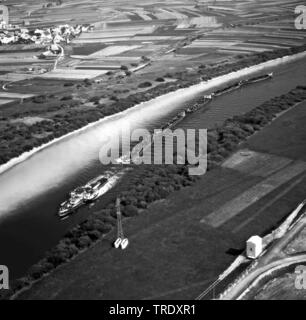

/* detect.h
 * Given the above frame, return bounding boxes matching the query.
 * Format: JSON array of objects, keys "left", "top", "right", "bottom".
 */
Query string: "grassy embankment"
[
  {"left": 2, "top": 84, "right": 306, "bottom": 300},
  {"left": 0, "top": 45, "right": 305, "bottom": 165}
]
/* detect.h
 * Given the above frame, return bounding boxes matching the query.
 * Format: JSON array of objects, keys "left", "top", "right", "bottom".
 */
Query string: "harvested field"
[
  {"left": 39, "top": 69, "right": 109, "bottom": 80},
  {"left": 203, "top": 160, "right": 306, "bottom": 228},
  {"left": 88, "top": 45, "right": 142, "bottom": 57},
  {"left": 8, "top": 0, "right": 303, "bottom": 82}
]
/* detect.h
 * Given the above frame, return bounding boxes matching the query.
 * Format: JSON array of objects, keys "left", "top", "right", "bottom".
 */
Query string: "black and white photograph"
[{"left": 0, "top": 0, "right": 306, "bottom": 306}]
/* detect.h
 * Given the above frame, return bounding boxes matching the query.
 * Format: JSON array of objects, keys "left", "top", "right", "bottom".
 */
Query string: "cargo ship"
[
  {"left": 186, "top": 94, "right": 213, "bottom": 113},
  {"left": 244, "top": 72, "right": 273, "bottom": 85},
  {"left": 213, "top": 80, "right": 244, "bottom": 97},
  {"left": 162, "top": 110, "right": 186, "bottom": 130},
  {"left": 58, "top": 172, "right": 122, "bottom": 220},
  {"left": 116, "top": 110, "right": 186, "bottom": 165},
  {"left": 115, "top": 72, "right": 272, "bottom": 165}
]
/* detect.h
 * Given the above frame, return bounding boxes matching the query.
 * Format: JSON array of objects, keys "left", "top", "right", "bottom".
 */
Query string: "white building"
[{"left": 246, "top": 235, "right": 263, "bottom": 259}]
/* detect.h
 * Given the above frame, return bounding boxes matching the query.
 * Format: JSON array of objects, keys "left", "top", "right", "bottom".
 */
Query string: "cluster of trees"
[
  {"left": 0, "top": 120, "right": 55, "bottom": 163},
  {"left": 0, "top": 107, "right": 106, "bottom": 165},
  {"left": 138, "top": 81, "right": 152, "bottom": 88},
  {"left": 155, "top": 77, "right": 165, "bottom": 82}
]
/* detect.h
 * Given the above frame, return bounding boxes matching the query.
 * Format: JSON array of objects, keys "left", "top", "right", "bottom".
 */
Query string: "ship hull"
[{"left": 57, "top": 172, "right": 124, "bottom": 220}]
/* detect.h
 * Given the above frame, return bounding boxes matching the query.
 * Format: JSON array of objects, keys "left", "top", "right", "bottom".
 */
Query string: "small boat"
[
  {"left": 186, "top": 94, "right": 213, "bottom": 114},
  {"left": 115, "top": 154, "right": 130, "bottom": 164},
  {"left": 115, "top": 134, "right": 152, "bottom": 165}
]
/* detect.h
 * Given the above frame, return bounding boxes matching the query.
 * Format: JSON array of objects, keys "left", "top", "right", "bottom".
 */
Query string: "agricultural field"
[
  {"left": 55, "top": 0, "right": 306, "bottom": 81},
  {"left": 0, "top": 0, "right": 304, "bottom": 112},
  {"left": 1, "top": 0, "right": 305, "bottom": 85}
]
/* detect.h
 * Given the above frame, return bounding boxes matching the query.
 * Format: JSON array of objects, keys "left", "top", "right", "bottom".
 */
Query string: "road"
[{"left": 220, "top": 214, "right": 306, "bottom": 300}]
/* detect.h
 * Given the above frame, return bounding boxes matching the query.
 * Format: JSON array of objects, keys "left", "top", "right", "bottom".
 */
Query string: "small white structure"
[{"left": 246, "top": 235, "right": 263, "bottom": 259}]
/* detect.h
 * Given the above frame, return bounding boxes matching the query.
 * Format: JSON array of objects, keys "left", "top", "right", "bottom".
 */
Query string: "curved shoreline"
[{"left": 1, "top": 50, "right": 306, "bottom": 176}]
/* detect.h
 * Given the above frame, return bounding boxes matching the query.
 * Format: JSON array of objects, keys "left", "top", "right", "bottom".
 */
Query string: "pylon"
[{"left": 113, "top": 198, "right": 129, "bottom": 250}]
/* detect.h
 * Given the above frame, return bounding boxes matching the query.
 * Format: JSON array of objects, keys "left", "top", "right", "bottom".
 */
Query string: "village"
[{"left": 0, "top": 22, "right": 91, "bottom": 46}]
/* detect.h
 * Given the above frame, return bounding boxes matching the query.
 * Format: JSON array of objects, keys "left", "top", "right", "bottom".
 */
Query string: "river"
[{"left": 1, "top": 55, "right": 306, "bottom": 279}]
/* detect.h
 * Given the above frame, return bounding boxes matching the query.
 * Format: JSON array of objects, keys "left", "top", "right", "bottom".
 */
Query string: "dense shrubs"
[
  {"left": 83, "top": 78, "right": 92, "bottom": 86},
  {"left": 138, "top": 81, "right": 152, "bottom": 88},
  {"left": 155, "top": 77, "right": 165, "bottom": 82},
  {"left": 64, "top": 82, "right": 74, "bottom": 87},
  {"left": 77, "top": 236, "right": 92, "bottom": 249},
  {"left": 122, "top": 205, "right": 138, "bottom": 217},
  {"left": 61, "top": 95, "right": 73, "bottom": 101},
  {"left": 32, "top": 95, "right": 48, "bottom": 103},
  {"left": 89, "top": 96, "right": 101, "bottom": 103}
]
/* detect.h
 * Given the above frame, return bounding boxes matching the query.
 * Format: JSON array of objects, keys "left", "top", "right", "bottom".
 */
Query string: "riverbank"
[
  {"left": 2, "top": 85, "right": 306, "bottom": 300},
  {"left": 1, "top": 46, "right": 306, "bottom": 174}
]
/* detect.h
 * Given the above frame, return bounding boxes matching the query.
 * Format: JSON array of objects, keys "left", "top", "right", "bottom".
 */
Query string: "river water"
[{"left": 1, "top": 56, "right": 306, "bottom": 279}]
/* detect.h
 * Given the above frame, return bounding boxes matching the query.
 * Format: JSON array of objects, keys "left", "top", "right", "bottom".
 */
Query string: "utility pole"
[{"left": 113, "top": 198, "right": 129, "bottom": 250}]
